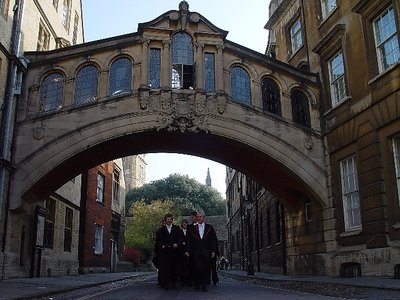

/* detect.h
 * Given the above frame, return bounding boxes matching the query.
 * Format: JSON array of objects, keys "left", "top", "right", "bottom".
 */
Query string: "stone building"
[
  {"left": 122, "top": 155, "right": 147, "bottom": 190},
  {"left": 227, "top": 0, "right": 400, "bottom": 277}
]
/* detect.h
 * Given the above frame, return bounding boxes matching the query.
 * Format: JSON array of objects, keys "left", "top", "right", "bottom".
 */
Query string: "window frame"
[
  {"left": 40, "top": 72, "right": 64, "bottom": 112},
  {"left": 204, "top": 52, "right": 215, "bottom": 92},
  {"left": 94, "top": 224, "right": 104, "bottom": 255},
  {"left": 340, "top": 155, "right": 362, "bottom": 231},
  {"left": 171, "top": 32, "right": 195, "bottom": 89},
  {"left": 109, "top": 57, "right": 132, "bottom": 95},
  {"left": 261, "top": 77, "right": 282, "bottom": 116},
  {"left": 61, "top": 0, "right": 72, "bottom": 32},
  {"left": 44, "top": 198, "right": 56, "bottom": 249},
  {"left": 74, "top": 64, "right": 99, "bottom": 105},
  {"left": 328, "top": 50, "right": 347, "bottom": 106},
  {"left": 290, "top": 89, "right": 311, "bottom": 128},
  {"left": 372, "top": 6, "right": 400, "bottom": 73},
  {"left": 64, "top": 207, "right": 73, "bottom": 252},
  {"left": 290, "top": 18, "right": 303, "bottom": 54},
  {"left": 392, "top": 136, "right": 400, "bottom": 205},
  {"left": 230, "top": 66, "right": 251, "bottom": 105},
  {"left": 321, "top": 0, "right": 337, "bottom": 20},
  {"left": 112, "top": 166, "right": 120, "bottom": 204},
  {"left": 149, "top": 48, "right": 161, "bottom": 88},
  {"left": 37, "top": 21, "right": 50, "bottom": 51},
  {"left": 96, "top": 173, "right": 105, "bottom": 204}
]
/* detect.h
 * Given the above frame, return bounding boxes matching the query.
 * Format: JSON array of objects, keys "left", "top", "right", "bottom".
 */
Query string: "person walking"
[
  {"left": 155, "top": 213, "right": 181, "bottom": 290},
  {"left": 186, "top": 211, "right": 217, "bottom": 292}
]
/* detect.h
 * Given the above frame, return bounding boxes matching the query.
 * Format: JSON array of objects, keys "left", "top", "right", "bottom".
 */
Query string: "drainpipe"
[
  {"left": 300, "top": 0, "right": 310, "bottom": 68},
  {"left": 0, "top": 0, "right": 25, "bottom": 274}
]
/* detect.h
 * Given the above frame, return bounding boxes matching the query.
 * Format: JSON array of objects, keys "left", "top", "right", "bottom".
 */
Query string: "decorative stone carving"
[
  {"left": 33, "top": 127, "right": 45, "bottom": 140},
  {"left": 304, "top": 135, "right": 313, "bottom": 150},
  {"left": 216, "top": 93, "right": 227, "bottom": 114},
  {"left": 189, "top": 13, "right": 200, "bottom": 23},
  {"left": 139, "top": 89, "right": 150, "bottom": 110},
  {"left": 169, "top": 11, "right": 179, "bottom": 21}
]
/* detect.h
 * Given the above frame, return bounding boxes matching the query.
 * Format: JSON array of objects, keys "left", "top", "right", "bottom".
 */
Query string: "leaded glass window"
[
  {"left": 340, "top": 156, "right": 361, "bottom": 231},
  {"left": 149, "top": 48, "right": 161, "bottom": 88},
  {"left": 291, "top": 89, "right": 311, "bottom": 128},
  {"left": 261, "top": 77, "right": 281, "bottom": 115},
  {"left": 204, "top": 52, "right": 215, "bottom": 92},
  {"left": 40, "top": 72, "right": 64, "bottom": 112},
  {"left": 373, "top": 6, "right": 400, "bottom": 72},
  {"left": 231, "top": 66, "right": 251, "bottom": 105},
  {"left": 74, "top": 65, "right": 98, "bottom": 105},
  {"left": 393, "top": 136, "right": 400, "bottom": 205},
  {"left": 109, "top": 57, "right": 132, "bottom": 95},
  {"left": 172, "top": 32, "right": 195, "bottom": 89},
  {"left": 329, "top": 51, "right": 346, "bottom": 105}
]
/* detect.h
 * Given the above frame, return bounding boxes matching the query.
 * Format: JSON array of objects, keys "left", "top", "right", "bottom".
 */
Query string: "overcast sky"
[{"left": 82, "top": 0, "right": 270, "bottom": 197}]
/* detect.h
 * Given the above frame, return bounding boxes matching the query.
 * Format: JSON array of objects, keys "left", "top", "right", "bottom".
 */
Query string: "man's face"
[
  {"left": 196, "top": 214, "right": 205, "bottom": 224},
  {"left": 190, "top": 215, "right": 196, "bottom": 222},
  {"left": 165, "top": 217, "right": 173, "bottom": 225},
  {"left": 181, "top": 222, "right": 188, "bottom": 229}
]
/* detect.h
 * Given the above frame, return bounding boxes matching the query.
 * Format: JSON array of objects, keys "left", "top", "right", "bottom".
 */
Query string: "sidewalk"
[
  {"left": 0, "top": 270, "right": 399, "bottom": 299},
  {"left": 220, "top": 269, "right": 400, "bottom": 291},
  {"left": 0, "top": 272, "right": 151, "bottom": 300}
]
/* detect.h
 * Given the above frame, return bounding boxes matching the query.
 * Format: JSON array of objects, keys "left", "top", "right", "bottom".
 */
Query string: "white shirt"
[
  {"left": 182, "top": 228, "right": 187, "bottom": 236},
  {"left": 166, "top": 225, "right": 172, "bottom": 234},
  {"left": 198, "top": 223, "right": 205, "bottom": 239}
]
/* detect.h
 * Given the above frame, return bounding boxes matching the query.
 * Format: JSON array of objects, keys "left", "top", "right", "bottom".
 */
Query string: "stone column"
[
  {"left": 195, "top": 42, "right": 204, "bottom": 91},
  {"left": 281, "top": 91, "right": 292, "bottom": 122},
  {"left": 161, "top": 40, "right": 171, "bottom": 89},
  {"left": 98, "top": 69, "right": 109, "bottom": 98},
  {"left": 63, "top": 77, "right": 75, "bottom": 106},
  {"left": 141, "top": 39, "right": 150, "bottom": 88},
  {"left": 216, "top": 43, "right": 224, "bottom": 93}
]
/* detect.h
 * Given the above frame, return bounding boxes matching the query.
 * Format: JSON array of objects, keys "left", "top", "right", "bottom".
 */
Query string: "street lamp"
[{"left": 244, "top": 197, "right": 254, "bottom": 275}]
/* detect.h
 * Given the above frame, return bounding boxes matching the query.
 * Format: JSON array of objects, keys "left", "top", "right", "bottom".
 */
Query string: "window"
[
  {"left": 72, "top": 12, "right": 79, "bottom": 45},
  {"left": 266, "top": 208, "right": 271, "bottom": 246},
  {"left": 64, "top": 207, "right": 73, "bottom": 252},
  {"left": 373, "top": 6, "right": 400, "bottom": 72},
  {"left": 172, "top": 32, "right": 195, "bottom": 89},
  {"left": 96, "top": 173, "right": 105, "bottom": 203},
  {"left": 261, "top": 77, "right": 281, "bottom": 115},
  {"left": 204, "top": 52, "right": 215, "bottom": 92},
  {"left": 393, "top": 136, "right": 400, "bottom": 204},
  {"left": 291, "top": 89, "right": 311, "bottom": 128},
  {"left": 109, "top": 57, "right": 132, "bottom": 95},
  {"left": 74, "top": 65, "right": 98, "bottom": 105},
  {"left": 290, "top": 18, "right": 303, "bottom": 53},
  {"left": 305, "top": 202, "right": 312, "bottom": 222},
  {"left": 321, "top": 0, "right": 337, "bottom": 19},
  {"left": 1, "top": 0, "right": 10, "bottom": 19},
  {"left": 37, "top": 22, "right": 50, "bottom": 51},
  {"left": 340, "top": 156, "right": 362, "bottom": 231},
  {"left": 231, "top": 66, "right": 251, "bottom": 105},
  {"left": 112, "top": 167, "right": 120, "bottom": 204},
  {"left": 149, "top": 48, "right": 161, "bottom": 88},
  {"left": 61, "top": 0, "right": 71, "bottom": 32},
  {"left": 276, "top": 202, "right": 282, "bottom": 244},
  {"left": 44, "top": 198, "right": 56, "bottom": 249},
  {"left": 329, "top": 51, "right": 346, "bottom": 105},
  {"left": 53, "top": 0, "right": 59, "bottom": 10},
  {"left": 40, "top": 72, "right": 64, "bottom": 112},
  {"left": 95, "top": 224, "right": 104, "bottom": 255}
]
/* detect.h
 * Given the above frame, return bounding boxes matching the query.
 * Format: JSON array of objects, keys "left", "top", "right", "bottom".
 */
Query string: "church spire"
[{"left": 206, "top": 168, "right": 212, "bottom": 187}]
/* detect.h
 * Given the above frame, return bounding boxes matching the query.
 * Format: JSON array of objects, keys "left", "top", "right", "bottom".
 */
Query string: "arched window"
[
  {"left": 172, "top": 32, "right": 194, "bottom": 89},
  {"left": 261, "top": 77, "right": 281, "bottom": 116},
  {"left": 231, "top": 66, "right": 251, "bottom": 105},
  {"left": 291, "top": 89, "right": 311, "bottom": 128},
  {"left": 40, "top": 72, "right": 64, "bottom": 112},
  {"left": 74, "top": 65, "right": 98, "bottom": 105},
  {"left": 109, "top": 57, "right": 132, "bottom": 95}
]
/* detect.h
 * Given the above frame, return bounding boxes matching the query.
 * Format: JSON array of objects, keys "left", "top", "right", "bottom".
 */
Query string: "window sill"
[
  {"left": 288, "top": 45, "right": 304, "bottom": 62},
  {"left": 368, "top": 62, "right": 400, "bottom": 86},
  {"left": 323, "top": 96, "right": 352, "bottom": 116},
  {"left": 393, "top": 223, "right": 400, "bottom": 230},
  {"left": 317, "top": 6, "right": 339, "bottom": 30},
  {"left": 340, "top": 229, "right": 363, "bottom": 238}
]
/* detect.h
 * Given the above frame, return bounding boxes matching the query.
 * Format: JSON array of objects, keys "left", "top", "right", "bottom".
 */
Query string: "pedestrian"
[
  {"left": 177, "top": 219, "right": 191, "bottom": 287},
  {"left": 211, "top": 232, "right": 220, "bottom": 285},
  {"left": 153, "top": 219, "right": 166, "bottom": 285},
  {"left": 154, "top": 214, "right": 181, "bottom": 290},
  {"left": 186, "top": 211, "right": 217, "bottom": 292}
]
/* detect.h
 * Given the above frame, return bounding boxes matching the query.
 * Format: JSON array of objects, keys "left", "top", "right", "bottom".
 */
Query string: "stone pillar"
[
  {"left": 216, "top": 43, "right": 224, "bottom": 93},
  {"left": 64, "top": 77, "right": 75, "bottom": 106},
  {"left": 161, "top": 40, "right": 171, "bottom": 89},
  {"left": 98, "top": 69, "right": 109, "bottom": 98},
  {"left": 195, "top": 42, "right": 204, "bottom": 91},
  {"left": 281, "top": 91, "right": 292, "bottom": 122},
  {"left": 141, "top": 39, "right": 150, "bottom": 88}
]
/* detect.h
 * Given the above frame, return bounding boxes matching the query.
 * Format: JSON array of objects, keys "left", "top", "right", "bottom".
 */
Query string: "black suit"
[
  {"left": 155, "top": 224, "right": 181, "bottom": 289},
  {"left": 187, "top": 223, "right": 217, "bottom": 289}
]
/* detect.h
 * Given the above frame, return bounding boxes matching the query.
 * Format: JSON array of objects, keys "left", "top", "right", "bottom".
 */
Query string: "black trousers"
[
  {"left": 158, "top": 249, "right": 178, "bottom": 288},
  {"left": 193, "top": 254, "right": 211, "bottom": 287}
]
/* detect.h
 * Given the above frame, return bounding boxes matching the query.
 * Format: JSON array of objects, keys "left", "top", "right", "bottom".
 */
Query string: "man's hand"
[
  {"left": 211, "top": 252, "right": 215, "bottom": 258},
  {"left": 173, "top": 243, "right": 178, "bottom": 248},
  {"left": 185, "top": 252, "right": 190, "bottom": 257}
]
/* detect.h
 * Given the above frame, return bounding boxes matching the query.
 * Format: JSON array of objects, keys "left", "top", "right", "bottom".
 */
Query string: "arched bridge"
[{"left": 11, "top": 3, "right": 325, "bottom": 211}]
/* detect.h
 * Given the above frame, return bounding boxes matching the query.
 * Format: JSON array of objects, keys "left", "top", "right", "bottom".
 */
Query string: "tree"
[
  {"left": 125, "top": 174, "right": 226, "bottom": 216},
  {"left": 125, "top": 200, "right": 180, "bottom": 262}
]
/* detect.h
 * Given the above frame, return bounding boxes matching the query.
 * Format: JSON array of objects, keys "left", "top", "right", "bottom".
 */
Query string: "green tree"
[
  {"left": 124, "top": 200, "right": 180, "bottom": 261},
  {"left": 125, "top": 174, "right": 226, "bottom": 216}
]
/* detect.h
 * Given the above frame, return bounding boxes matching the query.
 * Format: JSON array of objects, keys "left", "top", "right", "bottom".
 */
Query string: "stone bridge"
[{"left": 11, "top": 2, "right": 326, "bottom": 213}]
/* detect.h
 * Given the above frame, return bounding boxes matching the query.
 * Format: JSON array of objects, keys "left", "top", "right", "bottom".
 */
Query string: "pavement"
[{"left": 0, "top": 269, "right": 399, "bottom": 300}]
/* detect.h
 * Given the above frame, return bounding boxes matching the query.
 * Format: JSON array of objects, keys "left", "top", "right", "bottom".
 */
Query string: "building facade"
[{"left": 122, "top": 155, "right": 147, "bottom": 190}]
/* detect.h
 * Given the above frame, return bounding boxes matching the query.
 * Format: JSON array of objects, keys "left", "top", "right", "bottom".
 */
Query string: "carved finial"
[{"left": 179, "top": 1, "right": 189, "bottom": 11}]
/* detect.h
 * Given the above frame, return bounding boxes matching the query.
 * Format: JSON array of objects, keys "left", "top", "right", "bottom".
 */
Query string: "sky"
[{"left": 82, "top": 0, "right": 270, "bottom": 197}]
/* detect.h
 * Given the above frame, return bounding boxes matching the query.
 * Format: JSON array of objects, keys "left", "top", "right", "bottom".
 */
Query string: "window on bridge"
[
  {"left": 74, "top": 65, "right": 98, "bottom": 105},
  {"left": 172, "top": 32, "right": 195, "bottom": 89},
  {"left": 291, "top": 89, "right": 311, "bottom": 128},
  {"left": 231, "top": 66, "right": 251, "bottom": 105},
  {"left": 40, "top": 72, "right": 64, "bottom": 112},
  {"left": 109, "top": 57, "right": 132, "bottom": 95},
  {"left": 204, "top": 52, "right": 215, "bottom": 92},
  {"left": 149, "top": 48, "right": 161, "bottom": 88},
  {"left": 261, "top": 77, "right": 281, "bottom": 116}
]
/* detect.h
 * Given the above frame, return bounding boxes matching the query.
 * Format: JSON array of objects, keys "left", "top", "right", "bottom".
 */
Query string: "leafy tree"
[
  {"left": 124, "top": 200, "right": 180, "bottom": 261},
  {"left": 125, "top": 174, "right": 226, "bottom": 216}
]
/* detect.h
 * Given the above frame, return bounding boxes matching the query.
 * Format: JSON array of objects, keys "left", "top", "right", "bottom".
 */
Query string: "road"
[{"left": 44, "top": 274, "right": 345, "bottom": 300}]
